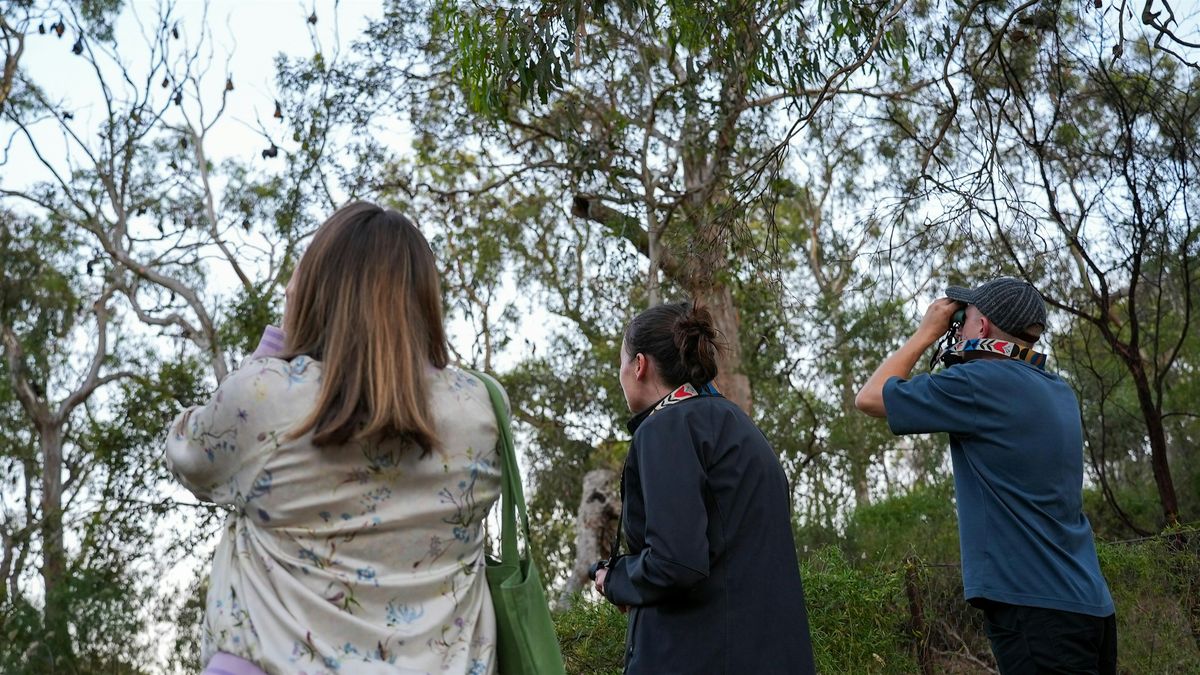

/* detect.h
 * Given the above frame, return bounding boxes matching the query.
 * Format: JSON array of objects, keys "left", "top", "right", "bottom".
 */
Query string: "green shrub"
[
  {"left": 554, "top": 553, "right": 919, "bottom": 675},
  {"left": 550, "top": 532, "right": 1200, "bottom": 674},
  {"left": 802, "top": 547, "right": 919, "bottom": 674},
  {"left": 1082, "top": 484, "right": 1169, "bottom": 539},
  {"left": 792, "top": 519, "right": 844, "bottom": 559},
  {"left": 1098, "top": 537, "right": 1200, "bottom": 674},
  {"left": 554, "top": 595, "right": 627, "bottom": 675},
  {"left": 843, "top": 481, "right": 960, "bottom": 563}
]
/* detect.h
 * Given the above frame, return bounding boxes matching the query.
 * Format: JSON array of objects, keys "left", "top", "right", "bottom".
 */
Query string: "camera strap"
[{"left": 938, "top": 338, "right": 1048, "bottom": 370}]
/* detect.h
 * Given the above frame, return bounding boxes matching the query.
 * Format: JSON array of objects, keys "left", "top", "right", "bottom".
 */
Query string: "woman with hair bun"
[{"left": 592, "top": 302, "right": 816, "bottom": 674}]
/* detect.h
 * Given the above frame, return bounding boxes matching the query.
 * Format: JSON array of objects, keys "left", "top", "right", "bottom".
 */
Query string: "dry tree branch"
[
  {"left": 0, "top": 13, "right": 26, "bottom": 113},
  {"left": 0, "top": 323, "right": 51, "bottom": 428}
]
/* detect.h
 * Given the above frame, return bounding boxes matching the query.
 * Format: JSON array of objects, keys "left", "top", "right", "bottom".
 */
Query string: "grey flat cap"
[{"left": 946, "top": 277, "right": 1047, "bottom": 340}]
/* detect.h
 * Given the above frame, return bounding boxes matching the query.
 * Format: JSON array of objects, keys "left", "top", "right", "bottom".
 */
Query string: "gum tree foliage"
[
  {"left": 285, "top": 0, "right": 958, "bottom": 592},
  {"left": 0, "top": 213, "right": 211, "bottom": 672},
  {"left": 2, "top": 1, "right": 550, "bottom": 663},
  {"left": 0, "top": 1, "right": 331, "bottom": 669},
  {"left": 0, "top": 3, "right": 200, "bottom": 670},
  {"left": 890, "top": 0, "right": 1200, "bottom": 528},
  {"left": 426, "top": 0, "right": 923, "bottom": 416},
  {"left": 416, "top": 0, "right": 1200, "bottom": 571}
]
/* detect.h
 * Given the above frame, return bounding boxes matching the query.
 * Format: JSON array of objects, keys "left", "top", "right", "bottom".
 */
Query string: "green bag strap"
[{"left": 470, "top": 370, "right": 531, "bottom": 566}]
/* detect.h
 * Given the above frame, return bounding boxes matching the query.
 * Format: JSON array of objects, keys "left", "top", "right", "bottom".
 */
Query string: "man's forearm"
[{"left": 855, "top": 332, "right": 938, "bottom": 417}]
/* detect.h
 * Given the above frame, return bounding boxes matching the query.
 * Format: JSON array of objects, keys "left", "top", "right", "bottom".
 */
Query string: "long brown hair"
[{"left": 283, "top": 201, "right": 449, "bottom": 452}]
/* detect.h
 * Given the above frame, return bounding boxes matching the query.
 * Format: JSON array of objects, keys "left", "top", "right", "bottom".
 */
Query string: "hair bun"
[
  {"left": 674, "top": 314, "right": 717, "bottom": 340},
  {"left": 672, "top": 304, "right": 721, "bottom": 386},
  {"left": 623, "top": 301, "right": 725, "bottom": 388}
]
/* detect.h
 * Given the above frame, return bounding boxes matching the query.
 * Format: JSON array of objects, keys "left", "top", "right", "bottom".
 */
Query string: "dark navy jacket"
[{"left": 602, "top": 386, "right": 816, "bottom": 674}]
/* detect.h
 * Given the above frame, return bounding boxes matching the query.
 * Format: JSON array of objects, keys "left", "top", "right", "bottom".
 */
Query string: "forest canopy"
[{"left": 1, "top": 0, "right": 1198, "bottom": 672}]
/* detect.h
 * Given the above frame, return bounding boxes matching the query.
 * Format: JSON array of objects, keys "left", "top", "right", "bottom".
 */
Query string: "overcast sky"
[{"left": 9, "top": 1, "right": 383, "bottom": 185}]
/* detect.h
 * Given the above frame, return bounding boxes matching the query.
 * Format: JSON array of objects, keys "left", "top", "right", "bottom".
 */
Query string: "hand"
[
  {"left": 592, "top": 568, "right": 630, "bottom": 612},
  {"left": 855, "top": 297, "right": 962, "bottom": 417},
  {"left": 593, "top": 568, "right": 607, "bottom": 596},
  {"left": 170, "top": 408, "right": 194, "bottom": 437},
  {"left": 916, "top": 298, "right": 963, "bottom": 344}
]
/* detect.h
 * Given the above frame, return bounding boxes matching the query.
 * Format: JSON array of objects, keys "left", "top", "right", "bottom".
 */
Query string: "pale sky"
[{"left": 10, "top": 1, "right": 381, "bottom": 181}]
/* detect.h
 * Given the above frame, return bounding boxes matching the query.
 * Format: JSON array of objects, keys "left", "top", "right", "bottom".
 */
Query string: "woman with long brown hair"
[{"left": 167, "top": 202, "right": 503, "bottom": 674}]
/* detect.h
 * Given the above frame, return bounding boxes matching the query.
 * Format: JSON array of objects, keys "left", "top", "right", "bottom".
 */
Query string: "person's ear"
[
  {"left": 978, "top": 316, "right": 992, "bottom": 339},
  {"left": 634, "top": 353, "right": 647, "bottom": 380}
]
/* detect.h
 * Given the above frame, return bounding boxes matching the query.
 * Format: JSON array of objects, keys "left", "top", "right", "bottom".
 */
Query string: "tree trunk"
[
  {"left": 560, "top": 468, "right": 620, "bottom": 607},
  {"left": 1126, "top": 358, "right": 1179, "bottom": 524},
  {"left": 697, "top": 284, "right": 751, "bottom": 415},
  {"left": 829, "top": 321, "right": 872, "bottom": 509},
  {"left": 39, "top": 424, "right": 72, "bottom": 664},
  {"left": 845, "top": 399, "right": 872, "bottom": 507},
  {"left": 565, "top": 194, "right": 753, "bottom": 413}
]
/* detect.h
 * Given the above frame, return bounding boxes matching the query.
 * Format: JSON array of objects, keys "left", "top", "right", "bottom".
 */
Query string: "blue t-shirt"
[{"left": 883, "top": 358, "right": 1114, "bottom": 617}]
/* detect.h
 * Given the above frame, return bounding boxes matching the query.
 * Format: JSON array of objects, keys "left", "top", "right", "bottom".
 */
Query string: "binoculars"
[{"left": 588, "top": 559, "right": 609, "bottom": 581}]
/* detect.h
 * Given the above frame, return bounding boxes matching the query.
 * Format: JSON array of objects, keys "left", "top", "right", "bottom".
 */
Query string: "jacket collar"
[{"left": 626, "top": 381, "right": 722, "bottom": 433}]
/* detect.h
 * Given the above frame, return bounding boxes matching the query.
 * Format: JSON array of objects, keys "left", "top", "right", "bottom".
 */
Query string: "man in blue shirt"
[{"left": 855, "top": 278, "right": 1116, "bottom": 674}]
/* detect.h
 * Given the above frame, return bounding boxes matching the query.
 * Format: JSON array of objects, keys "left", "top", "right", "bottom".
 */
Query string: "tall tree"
[
  {"left": 907, "top": 0, "right": 1200, "bottom": 526},
  {"left": 0, "top": 210, "right": 211, "bottom": 672},
  {"left": 0, "top": 2, "right": 326, "bottom": 667},
  {"left": 429, "top": 0, "right": 921, "bottom": 414},
  {"left": 285, "top": 0, "right": 971, "bottom": 583}
]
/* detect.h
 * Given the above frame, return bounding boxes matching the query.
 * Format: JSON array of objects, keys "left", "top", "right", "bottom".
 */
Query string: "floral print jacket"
[{"left": 166, "top": 354, "right": 502, "bottom": 675}]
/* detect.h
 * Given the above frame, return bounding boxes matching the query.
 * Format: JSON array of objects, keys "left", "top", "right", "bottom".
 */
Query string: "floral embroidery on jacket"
[{"left": 166, "top": 360, "right": 501, "bottom": 674}]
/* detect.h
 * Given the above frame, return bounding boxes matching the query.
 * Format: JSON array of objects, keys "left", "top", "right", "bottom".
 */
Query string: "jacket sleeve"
[
  {"left": 248, "top": 325, "right": 287, "bottom": 360},
  {"left": 164, "top": 359, "right": 295, "bottom": 504},
  {"left": 604, "top": 414, "right": 710, "bottom": 606}
]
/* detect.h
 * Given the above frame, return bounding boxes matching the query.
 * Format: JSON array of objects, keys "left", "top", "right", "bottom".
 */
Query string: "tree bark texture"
[
  {"left": 560, "top": 468, "right": 620, "bottom": 605},
  {"left": 38, "top": 425, "right": 71, "bottom": 661}
]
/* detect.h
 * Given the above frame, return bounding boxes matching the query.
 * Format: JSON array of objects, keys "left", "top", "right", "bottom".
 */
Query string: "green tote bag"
[{"left": 473, "top": 372, "right": 567, "bottom": 675}]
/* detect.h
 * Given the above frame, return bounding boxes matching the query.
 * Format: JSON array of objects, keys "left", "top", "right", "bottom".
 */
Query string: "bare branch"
[
  {"left": 0, "top": 323, "right": 50, "bottom": 428},
  {"left": 0, "top": 13, "right": 26, "bottom": 113},
  {"left": 55, "top": 287, "right": 140, "bottom": 420}
]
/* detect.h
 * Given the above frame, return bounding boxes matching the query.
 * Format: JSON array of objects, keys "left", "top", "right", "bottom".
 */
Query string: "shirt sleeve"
[
  {"left": 882, "top": 367, "right": 978, "bottom": 436},
  {"left": 603, "top": 415, "right": 710, "bottom": 607},
  {"left": 249, "top": 325, "right": 287, "bottom": 360},
  {"left": 164, "top": 359, "right": 294, "bottom": 504}
]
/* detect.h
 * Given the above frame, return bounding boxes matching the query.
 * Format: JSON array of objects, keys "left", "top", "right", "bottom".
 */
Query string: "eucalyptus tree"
[
  {"left": 270, "top": 1, "right": 966, "bottom": 591},
  {"left": 898, "top": 0, "right": 1200, "bottom": 527},
  {"left": 0, "top": 1, "right": 332, "bottom": 668},
  {"left": 0, "top": 213, "right": 205, "bottom": 672},
  {"left": 427, "top": 0, "right": 927, "bottom": 414}
]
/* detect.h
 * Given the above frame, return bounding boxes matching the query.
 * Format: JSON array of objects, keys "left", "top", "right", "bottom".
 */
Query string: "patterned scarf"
[{"left": 940, "top": 338, "right": 1048, "bottom": 370}]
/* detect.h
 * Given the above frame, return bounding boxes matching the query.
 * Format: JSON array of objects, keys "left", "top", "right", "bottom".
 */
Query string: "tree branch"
[
  {"left": 570, "top": 193, "right": 681, "bottom": 282},
  {"left": 0, "top": 13, "right": 25, "bottom": 113},
  {"left": 0, "top": 323, "right": 50, "bottom": 428}
]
